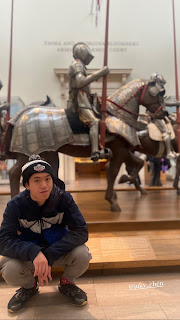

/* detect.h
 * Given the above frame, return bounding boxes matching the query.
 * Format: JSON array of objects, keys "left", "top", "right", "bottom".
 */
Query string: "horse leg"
[
  {"left": 133, "top": 176, "right": 147, "bottom": 195},
  {"left": 173, "top": 155, "right": 180, "bottom": 195},
  {"left": 8, "top": 154, "right": 28, "bottom": 198},
  {"left": 127, "top": 154, "right": 147, "bottom": 194},
  {"left": 105, "top": 162, "right": 117, "bottom": 200},
  {"left": 40, "top": 151, "right": 59, "bottom": 177},
  {"left": 105, "top": 159, "right": 123, "bottom": 212},
  {"left": 105, "top": 144, "right": 128, "bottom": 212},
  {"left": 118, "top": 151, "right": 139, "bottom": 184},
  {"left": 119, "top": 152, "right": 147, "bottom": 195}
]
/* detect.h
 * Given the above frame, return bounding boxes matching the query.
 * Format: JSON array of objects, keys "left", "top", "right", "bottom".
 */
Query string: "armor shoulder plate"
[{"left": 68, "top": 60, "right": 86, "bottom": 77}]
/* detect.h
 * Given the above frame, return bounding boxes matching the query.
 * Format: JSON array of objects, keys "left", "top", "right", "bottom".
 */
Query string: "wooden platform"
[
  {"left": 75, "top": 190, "right": 180, "bottom": 271},
  {"left": 86, "top": 230, "right": 180, "bottom": 270},
  {"left": 73, "top": 189, "right": 180, "bottom": 230}
]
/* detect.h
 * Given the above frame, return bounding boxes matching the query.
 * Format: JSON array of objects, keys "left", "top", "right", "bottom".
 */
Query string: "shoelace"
[
  {"left": 15, "top": 287, "right": 36, "bottom": 301},
  {"left": 61, "top": 284, "right": 86, "bottom": 297}
]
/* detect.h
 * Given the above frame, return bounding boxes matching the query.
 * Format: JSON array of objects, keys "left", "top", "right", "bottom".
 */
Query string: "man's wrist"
[
  {"left": 42, "top": 248, "right": 54, "bottom": 266},
  {"left": 30, "top": 247, "right": 42, "bottom": 262}
]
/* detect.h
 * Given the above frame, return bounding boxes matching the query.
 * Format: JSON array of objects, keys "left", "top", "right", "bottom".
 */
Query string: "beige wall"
[{"left": 0, "top": 0, "right": 180, "bottom": 106}]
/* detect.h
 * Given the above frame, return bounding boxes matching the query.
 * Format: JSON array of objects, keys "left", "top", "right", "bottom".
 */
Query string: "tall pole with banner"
[
  {"left": 100, "top": 0, "right": 110, "bottom": 148},
  {"left": 7, "top": 0, "right": 14, "bottom": 120},
  {"left": 172, "top": 0, "right": 180, "bottom": 152}
]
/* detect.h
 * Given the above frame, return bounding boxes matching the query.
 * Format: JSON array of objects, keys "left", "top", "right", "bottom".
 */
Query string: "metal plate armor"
[
  {"left": 106, "top": 79, "right": 146, "bottom": 120},
  {"left": 68, "top": 59, "right": 91, "bottom": 95},
  {"left": 148, "top": 121, "right": 175, "bottom": 141},
  {"left": 105, "top": 115, "right": 141, "bottom": 147},
  {"left": 10, "top": 107, "right": 74, "bottom": 156}
]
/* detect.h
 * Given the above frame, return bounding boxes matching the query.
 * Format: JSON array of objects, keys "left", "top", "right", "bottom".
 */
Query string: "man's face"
[{"left": 25, "top": 172, "right": 53, "bottom": 206}]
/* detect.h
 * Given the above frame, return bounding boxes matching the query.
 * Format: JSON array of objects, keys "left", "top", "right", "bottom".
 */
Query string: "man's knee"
[
  {"left": 1, "top": 259, "right": 30, "bottom": 286},
  {"left": 71, "top": 245, "right": 92, "bottom": 265}
]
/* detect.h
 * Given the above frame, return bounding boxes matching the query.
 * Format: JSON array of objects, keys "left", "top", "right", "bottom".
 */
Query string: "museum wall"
[
  {"left": 0, "top": 0, "right": 179, "bottom": 106},
  {"left": 0, "top": 0, "right": 179, "bottom": 183}
]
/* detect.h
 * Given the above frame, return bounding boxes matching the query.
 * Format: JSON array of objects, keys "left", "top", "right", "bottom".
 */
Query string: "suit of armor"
[
  {"left": 68, "top": 42, "right": 109, "bottom": 161},
  {"left": 149, "top": 73, "right": 177, "bottom": 159}
]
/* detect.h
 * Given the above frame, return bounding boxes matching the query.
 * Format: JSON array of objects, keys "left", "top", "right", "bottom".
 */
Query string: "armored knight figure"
[
  {"left": 0, "top": 81, "right": 10, "bottom": 114},
  {"left": 68, "top": 42, "right": 110, "bottom": 161},
  {"left": 149, "top": 73, "right": 177, "bottom": 159}
]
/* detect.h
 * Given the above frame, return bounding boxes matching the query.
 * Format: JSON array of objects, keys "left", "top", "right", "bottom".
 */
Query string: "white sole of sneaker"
[
  {"left": 72, "top": 300, "right": 87, "bottom": 307},
  {"left": 8, "top": 306, "right": 25, "bottom": 313}
]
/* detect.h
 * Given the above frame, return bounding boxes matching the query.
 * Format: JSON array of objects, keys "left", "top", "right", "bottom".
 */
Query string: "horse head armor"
[{"left": 148, "top": 73, "right": 166, "bottom": 97}]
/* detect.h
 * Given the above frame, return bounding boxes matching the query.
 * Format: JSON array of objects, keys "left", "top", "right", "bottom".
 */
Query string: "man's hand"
[
  {"left": 37, "top": 266, "right": 52, "bottom": 287},
  {"left": 33, "top": 252, "right": 52, "bottom": 286}
]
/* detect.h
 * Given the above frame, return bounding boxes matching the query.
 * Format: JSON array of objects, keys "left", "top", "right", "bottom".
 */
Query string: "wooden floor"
[
  {"left": 74, "top": 189, "right": 180, "bottom": 222},
  {"left": 72, "top": 190, "right": 180, "bottom": 231}
]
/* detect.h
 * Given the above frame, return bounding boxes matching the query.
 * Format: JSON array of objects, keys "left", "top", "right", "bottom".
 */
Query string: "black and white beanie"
[{"left": 22, "top": 155, "right": 54, "bottom": 187}]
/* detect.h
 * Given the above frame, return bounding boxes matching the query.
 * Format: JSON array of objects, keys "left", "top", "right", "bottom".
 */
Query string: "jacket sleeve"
[
  {"left": 0, "top": 203, "right": 42, "bottom": 261},
  {"left": 43, "top": 192, "right": 88, "bottom": 266}
]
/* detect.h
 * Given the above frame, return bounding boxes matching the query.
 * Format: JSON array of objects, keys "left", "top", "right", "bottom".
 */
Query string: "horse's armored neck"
[
  {"left": 106, "top": 83, "right": 148, "bottom": 122},
  {"left": 139, "top": 85, "right": 148, "bottom": 105}
]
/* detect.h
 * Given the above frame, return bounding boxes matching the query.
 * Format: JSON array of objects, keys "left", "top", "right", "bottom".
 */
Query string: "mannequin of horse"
[
  {"left": 7, "top": 123, "right": 179, "bottom": 213},
  {"left": 1, "top": 78, "right": 176, "bottom": 212}
]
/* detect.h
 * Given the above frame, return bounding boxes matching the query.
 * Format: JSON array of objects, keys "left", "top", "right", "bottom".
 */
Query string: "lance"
[
  {"left": 7, "top": 0, "right": 14, "bottom": 121},
  {"left": 100, "top": 0, "right": 110, "bottom": 148},
  {"left": 172, "top": 0, "right": 180, "bottom": 152}
]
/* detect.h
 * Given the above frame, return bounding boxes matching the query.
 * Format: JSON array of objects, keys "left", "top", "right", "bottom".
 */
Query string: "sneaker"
[
  {"left": 8, "top": 286, "right": 38, "bottom": 313},
  {"left": 58, "top": 281, "right": 87, "bottom": 306}
]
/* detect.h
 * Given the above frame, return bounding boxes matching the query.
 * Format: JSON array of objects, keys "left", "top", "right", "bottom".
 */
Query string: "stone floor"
[{"left": 0, "top": 271, "right": 180, "bottom": 319}]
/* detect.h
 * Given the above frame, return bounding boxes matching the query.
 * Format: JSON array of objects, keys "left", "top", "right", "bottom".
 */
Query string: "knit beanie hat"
[{"left": 22, "top": 155, "right": 55, "bottom": 187}]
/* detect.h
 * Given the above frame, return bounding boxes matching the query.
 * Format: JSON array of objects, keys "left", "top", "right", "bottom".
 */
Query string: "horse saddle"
[
  {"left": 147, "top": 121, "right": 175, "bottom": 141},
  {"left": 65, "top": 104, "right": 114, "bottom": 146}
]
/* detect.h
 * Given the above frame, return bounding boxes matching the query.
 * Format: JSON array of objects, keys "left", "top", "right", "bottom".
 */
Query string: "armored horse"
[{"left": 1, "top": 77, "right": 178, "bottom": 212}]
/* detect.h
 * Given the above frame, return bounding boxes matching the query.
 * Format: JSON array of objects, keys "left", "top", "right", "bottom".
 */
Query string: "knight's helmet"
[
  {"left": 149, "top": 72, "right": 166, "bottom": 96},
  {"left": 73, "top": 42, "right": 94, "bottom": 65}
]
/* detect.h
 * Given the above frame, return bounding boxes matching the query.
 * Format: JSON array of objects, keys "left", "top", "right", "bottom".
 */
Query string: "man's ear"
[{"left": 25, "top": 182, "right": 30, "bottom": 189}]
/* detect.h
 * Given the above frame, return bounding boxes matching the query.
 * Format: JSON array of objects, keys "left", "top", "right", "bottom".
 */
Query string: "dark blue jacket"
[{"left": 0, "top": 178, "right": 88, "bottom": 266}]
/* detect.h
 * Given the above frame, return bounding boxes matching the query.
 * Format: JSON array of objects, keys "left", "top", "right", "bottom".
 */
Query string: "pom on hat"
[
  {"left": 29, "top": 155, "right": 41, "bottom": 161},
  {"left": 22, "top": 154, "right": 54, "bottom": 187}
]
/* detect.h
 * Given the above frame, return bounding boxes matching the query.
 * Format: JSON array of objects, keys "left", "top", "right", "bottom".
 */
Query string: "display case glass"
[{"left": 0, "top": 96, "right": 25, "bottom": 184}]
